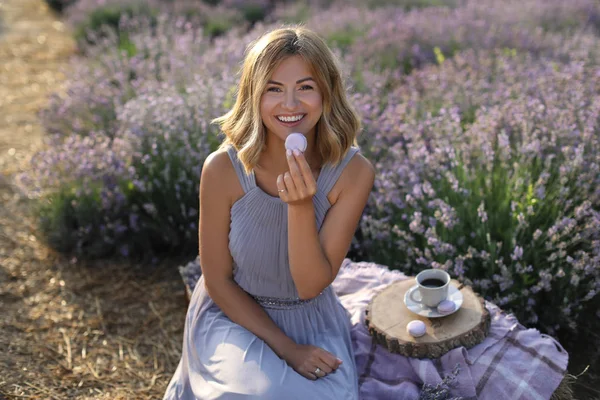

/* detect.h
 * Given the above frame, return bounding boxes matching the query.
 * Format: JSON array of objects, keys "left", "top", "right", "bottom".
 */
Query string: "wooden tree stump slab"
[{"left": 365, "top": 278, "right": 491, "bottom": 359}]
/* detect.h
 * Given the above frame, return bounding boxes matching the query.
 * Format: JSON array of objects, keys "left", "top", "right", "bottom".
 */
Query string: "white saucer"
[{"left": 404, "top": 283, "right": 463, "bottom": 318}]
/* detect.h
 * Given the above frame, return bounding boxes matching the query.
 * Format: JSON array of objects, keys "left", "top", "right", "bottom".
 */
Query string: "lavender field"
[{"left": 18, "top": 0, "right": 600, "bottom": 397}]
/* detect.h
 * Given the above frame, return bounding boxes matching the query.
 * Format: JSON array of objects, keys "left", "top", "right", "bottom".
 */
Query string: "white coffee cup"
[{"left": 409, "top": 269, "right": 451, "bottom": 308}]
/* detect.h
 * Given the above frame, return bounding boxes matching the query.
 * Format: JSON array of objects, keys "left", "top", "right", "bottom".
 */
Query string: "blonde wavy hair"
[{"left": 212, "top": 26, "right": 361, "bottom": 174}]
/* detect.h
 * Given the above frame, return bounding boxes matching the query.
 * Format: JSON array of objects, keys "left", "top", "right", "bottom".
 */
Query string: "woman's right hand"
[{"left": 282, "top": 343, "right": 343, "bottom": 380}]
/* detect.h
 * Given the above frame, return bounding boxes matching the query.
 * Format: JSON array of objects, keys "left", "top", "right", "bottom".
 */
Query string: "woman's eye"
[{"left": 266, "top": 85, "right": 313, "bottom": 92}]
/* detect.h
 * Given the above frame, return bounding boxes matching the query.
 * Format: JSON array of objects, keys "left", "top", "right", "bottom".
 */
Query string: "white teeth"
[{"left": 277, "top": 115, "right": 304, "bottom": 123}]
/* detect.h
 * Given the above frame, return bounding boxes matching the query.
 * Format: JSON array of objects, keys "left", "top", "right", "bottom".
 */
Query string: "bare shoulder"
[
  {"left": 201, "top": 148, "right": 243, "bottom": 206},
  {"left": 328, "top": 150, "right": 375, "bottom": 204},
  {"left": 349, "top": 151, "right": 375, "bottom": 176},
  {"left": 203, "top": 148, "right": 233, "bottom": 173},
  {"left": 341, "top": 151, "right": 375, "bottom": 190}
]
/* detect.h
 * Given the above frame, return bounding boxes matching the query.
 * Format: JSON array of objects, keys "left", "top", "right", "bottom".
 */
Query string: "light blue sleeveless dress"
[{"left": 163, "top": 145, "right": 361, "bottom": 399}]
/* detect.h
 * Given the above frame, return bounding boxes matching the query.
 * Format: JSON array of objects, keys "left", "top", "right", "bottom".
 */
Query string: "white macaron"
[
  {"left": 407, "top": 320, "right": 426, "bottom": 338},
  {"left": 285, "top": 133, "right": 307, "bottom": 152}
]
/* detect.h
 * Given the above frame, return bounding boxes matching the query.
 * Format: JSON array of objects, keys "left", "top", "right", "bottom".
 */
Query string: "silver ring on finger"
[{"left": 314, "top": 367, "right": 321, "bottom": 375}]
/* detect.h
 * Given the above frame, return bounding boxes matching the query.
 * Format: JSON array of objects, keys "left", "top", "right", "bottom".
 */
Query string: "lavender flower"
[{"left": 419, "top": 364, "right": 463, "bottom": 400}]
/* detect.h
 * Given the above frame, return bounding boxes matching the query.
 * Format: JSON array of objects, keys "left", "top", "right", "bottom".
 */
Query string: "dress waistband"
[{"left": 251, "top": 292, "right": 323, "bottom": 310}]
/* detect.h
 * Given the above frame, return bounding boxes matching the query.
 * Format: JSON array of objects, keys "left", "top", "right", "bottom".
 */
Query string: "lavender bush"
[
  {"left": 356, "top": 49, "right": 600, "bottom": 336},
  {"left": 221, "top": 0, "right": 272, "bottom": 24},
  {"left": 26, "top": 132, "right": 136, "bottom": 258},
  {"left": 301, "top": 0, "right": 600, "bottom": 76},
  {"left": 63, "top": 0, "right": 257, "bottom": 46},
  {"left": 39, "top": 12, "right": 273, "bottom": 140},
  {"left": 25, "top": 77, "right": 230, "bottom": 260},
  {"left": 362, "top": 0, "right": 457, "bottom": 9},
  {"left": 22, "top": 16, "right": 246, "bottom": 260},
  {"left": 40, "top": 15, "right": 214, "bottom": 139},
  {"left": 66, "top": 0, "right": 159, "bottom": 38}
]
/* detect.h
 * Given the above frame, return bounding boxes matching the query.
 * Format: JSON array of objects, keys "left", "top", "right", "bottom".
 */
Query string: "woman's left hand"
[{"left": 277, "top": 149, "right": 317, "bottom": 205}]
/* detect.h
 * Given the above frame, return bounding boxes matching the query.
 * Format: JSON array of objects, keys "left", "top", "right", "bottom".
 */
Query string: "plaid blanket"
[{"left": 332, "top": 259, "right": 569, "bottom": 400}]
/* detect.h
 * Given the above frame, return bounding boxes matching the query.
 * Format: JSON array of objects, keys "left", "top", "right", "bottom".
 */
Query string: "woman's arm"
[
  {"left": 199, "top": 150, "right": 295, "bottom": 358},
  {"left": 282, "top": 150, "right": 375, "bottom": 299},
  {"left": 199, "top": 150, "right": 341, "bottom": 379}
]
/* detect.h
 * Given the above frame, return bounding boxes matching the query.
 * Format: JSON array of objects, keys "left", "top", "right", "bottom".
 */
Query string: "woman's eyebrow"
[{"left": 267, "top": 77, "right": 315, "bottom": 85}]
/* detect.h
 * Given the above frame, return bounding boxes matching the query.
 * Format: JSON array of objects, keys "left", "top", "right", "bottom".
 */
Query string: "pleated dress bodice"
[{"left": 226, "top": 145, "right": 360, "bottom": 300}]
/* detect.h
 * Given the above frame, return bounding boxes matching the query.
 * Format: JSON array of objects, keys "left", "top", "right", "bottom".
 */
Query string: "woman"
[{"left": 163, "top": 26, "right": 375, "bottom": 399}]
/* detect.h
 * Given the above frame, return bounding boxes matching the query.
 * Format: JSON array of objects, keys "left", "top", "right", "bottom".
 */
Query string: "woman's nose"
[{"left": 282, "top": 90, "right": 298, "bottom": 110}]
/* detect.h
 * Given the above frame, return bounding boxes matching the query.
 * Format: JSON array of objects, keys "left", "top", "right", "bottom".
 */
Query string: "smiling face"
[{"left": 260, "top": 55, "right": 323, "bottom": 144}]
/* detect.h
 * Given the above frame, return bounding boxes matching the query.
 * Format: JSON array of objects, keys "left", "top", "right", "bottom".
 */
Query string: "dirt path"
[
  {"left": 0, "top": 0, "right": 75, "bottom": 171},
  {"left": 0, "top": 1, "right": 186, "bottom": 398}
]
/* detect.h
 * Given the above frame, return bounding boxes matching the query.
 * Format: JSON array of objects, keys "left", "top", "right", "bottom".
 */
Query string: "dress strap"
[
  {"left": 319, "top": 147, "right": 360, "bottom": 195},
  {"left": 226, "top": 145, "right": 256, "bottom": 193}
]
